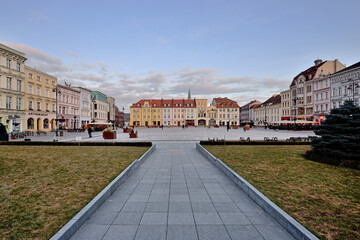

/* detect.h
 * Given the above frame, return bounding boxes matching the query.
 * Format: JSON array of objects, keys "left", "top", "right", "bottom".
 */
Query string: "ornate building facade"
[{"left": 0, "top": 43, "right": 27, "bottom": 133}]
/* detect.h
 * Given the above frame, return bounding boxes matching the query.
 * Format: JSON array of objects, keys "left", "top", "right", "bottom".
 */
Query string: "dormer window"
[
  {"left": 137, "top": 104, "right": 140, "bottom": 106},
  {"left": 154, "top": 104, "right": 156, "bottom": 107}
]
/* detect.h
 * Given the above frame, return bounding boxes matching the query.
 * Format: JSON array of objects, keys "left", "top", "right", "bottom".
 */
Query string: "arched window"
[
  {"left": 43, "top": 119, "right": 49, "bottom": 129},
  {"left": 27, "top": 118, "right": 34, "bottom": 129}
]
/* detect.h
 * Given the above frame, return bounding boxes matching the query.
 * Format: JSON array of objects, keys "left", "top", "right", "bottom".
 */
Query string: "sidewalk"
[{"left": 70, "top": 142, "right": 295, "bottom": 240}]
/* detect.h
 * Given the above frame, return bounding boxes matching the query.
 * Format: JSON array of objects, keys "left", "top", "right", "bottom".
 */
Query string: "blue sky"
[{"left": 1, "top": 0, "right": 360, "bottom": 110}]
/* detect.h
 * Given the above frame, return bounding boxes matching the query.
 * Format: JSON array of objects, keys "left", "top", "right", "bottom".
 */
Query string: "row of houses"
[
  {"left": 246, "top": 59, "right": 359, "bottom": 126},
  {"left": 0, "top": 43, "right": 119, "bottom": 134},
  {"left": 130, "top": 96, "right": 240, "bottom": 127},
  {"left": 130, "top": 59, "right": 359, "bottom": 127}
]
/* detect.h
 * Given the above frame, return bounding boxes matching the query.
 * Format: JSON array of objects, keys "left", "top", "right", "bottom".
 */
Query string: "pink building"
[
  {"left": 313, "top": 75, "right": 331, "bottom": 123},
  {"left": 57, "top": 84, "right": 80, "bottom": 129}
]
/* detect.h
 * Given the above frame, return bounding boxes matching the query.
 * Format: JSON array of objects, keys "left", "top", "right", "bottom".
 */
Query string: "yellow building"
[
  {"left": 130, "top": 99, "right": 163, "bottom": 127},
  {"left": 0, "top": 43, "right": 27, "bottom": 134},
  {"left": 24, "top": 66, "right": 57, "bottom": 132},
  {"left": 195, "top": 99, "right": 207, "bottom": 126}
]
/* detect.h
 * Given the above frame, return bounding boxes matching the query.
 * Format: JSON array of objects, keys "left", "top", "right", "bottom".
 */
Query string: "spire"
[{"left": 187, "top": 88, "right": 191, "bottom": 100}]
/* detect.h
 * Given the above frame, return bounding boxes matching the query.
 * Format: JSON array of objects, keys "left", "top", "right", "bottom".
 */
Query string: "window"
[
  {"left": 16, "top": 80, "right": 21, "bottom": 91},
  {"left": 29, "top": 101, "right": 33, "bottom": 110},
  {"left": 6, "top": 77, "right": 11, "bottom": 89},
  {"left": 52, "top": 104, "right": 55, "bottom": 112},
  {"left": 16, "top": 98, "right": 21, "bottom": 110},
  {"left": 37, "top": 76, "right": 40, "bottom": 81},
  {"left": 45, "top": 103, "right": 49, "bottom": 111},
  {"left": 94, "top": 104, "right": 97, "bottom": 110},
  {"left": 6, "top": 59, "right": 11, "bottom": 68},
  {"left": 37, "top": 102, "right": 41, "bottom": 110},
  {"left": 17, "top": 63, "right": 21, "bottom": 71},
  {"left": 45, "top": 79, "right": 49, "bottom": 84},
  {"left": 29, "top": 73, "right": 33, "bottom": 79},
  {"left": 6, "top": 96, "right": 12, "bottom": 109},
  {"left": 52, "top": 81, "right": 55, "bottom": 86},
  {"left": 37, "top": 86, "right": 41, "bottom": 96}
]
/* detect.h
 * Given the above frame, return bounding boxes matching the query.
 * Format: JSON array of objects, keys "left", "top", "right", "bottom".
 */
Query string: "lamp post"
[
  {"left": 347, "top": 79, "right": 359, "bottom": 102},
  {"left": 52, "top": 86, "right": 61, "bottom": 136},
  {"left": 263, "top": 103, "right": 269, "bottom": 127},
  {"left": 293, "top": 96, "right": 299, "bottom": 130}
]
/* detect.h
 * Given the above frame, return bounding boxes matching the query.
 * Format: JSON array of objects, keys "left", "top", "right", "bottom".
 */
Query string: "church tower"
[{"left": 187, "top": 88, "right": 191, "bottom": 100}]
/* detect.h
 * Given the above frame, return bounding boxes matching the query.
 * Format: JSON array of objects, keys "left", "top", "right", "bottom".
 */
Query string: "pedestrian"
[
  {"left": 87, "top": 126, "right": 92, "bottom": 138},
  {"left": 243, "top": 127, "right": 246, "bottom": 132}
]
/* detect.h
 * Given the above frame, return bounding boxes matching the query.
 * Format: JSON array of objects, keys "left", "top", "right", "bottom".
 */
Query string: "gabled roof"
[
  {"left": 212, "top": 97, "right": 240, "bottom": 108},
  {"left": 261, "top": 94, "right": 281, "bottom": 106},
  {"left": 331, "top": 61, "right": 360, "bottom": 75},
  {"left": 290, "top": 61, "right": 326, "bottom": 87}
]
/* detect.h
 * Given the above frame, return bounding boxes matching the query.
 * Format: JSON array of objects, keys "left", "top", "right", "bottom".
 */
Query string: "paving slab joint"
[
  {"left": 50, "top": 144, "right": 156, "bottom": 240},
  {"left": 195, "top": 143, "right": 318, "bottom": 240}
]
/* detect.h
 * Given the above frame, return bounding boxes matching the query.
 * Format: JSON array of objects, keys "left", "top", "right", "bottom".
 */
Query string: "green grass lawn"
[
  {"left": 204, "top": 145, "right": 360, "bottom": 240},
  {"left": 0, "top": 146, "right": 148, "bottom": 239}
]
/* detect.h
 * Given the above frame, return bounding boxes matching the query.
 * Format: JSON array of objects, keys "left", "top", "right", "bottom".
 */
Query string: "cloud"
[
  {"left": 64, "top": 51, "right": 79, "bottom": 57},
  {"left": 2, "top": 42, "right": 289, "bottom": 111}
]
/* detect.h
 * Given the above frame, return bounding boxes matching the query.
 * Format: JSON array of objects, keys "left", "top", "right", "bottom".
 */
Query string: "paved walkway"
[{"left": 70, "top": 143, "right": 295, "bottom": 240}]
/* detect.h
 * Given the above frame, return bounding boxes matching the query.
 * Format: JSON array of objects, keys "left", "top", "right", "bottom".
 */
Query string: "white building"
[
  {"left": 72, "top": 87, "right": 92, "bottom": 127},
  {"left": 330, "top": 61, "right": 360, "bottom": 108}
]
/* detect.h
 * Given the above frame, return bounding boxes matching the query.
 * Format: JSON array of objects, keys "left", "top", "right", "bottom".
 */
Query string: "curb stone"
[
  {"left": 196, "top": 143, "right": 318, "bottom": 240},
  {"left": 50, "top": 144, "right": 156, "bottom": 240}
]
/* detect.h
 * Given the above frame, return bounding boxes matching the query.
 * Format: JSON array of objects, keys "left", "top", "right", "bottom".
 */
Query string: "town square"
[{"left": 1, "top": 1, "right": 360, "bottom": 240}]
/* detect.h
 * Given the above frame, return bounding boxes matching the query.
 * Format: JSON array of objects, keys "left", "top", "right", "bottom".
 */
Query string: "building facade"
[
  {"left": 290, "top": 59, "right": 345, "bottom": 122},
  {"left": 195, "top": 99, "right": 207, "bottom": 126},
  {"left": 72, "top": 87, "right": 92, "bottom": 128},
  {"left": 91, "top": 91, "right": 109, "bottom": 124},
  {"left": 162, "top": 99, "right": 173, "bottom": 126},
  {"left": 313, "top": 75, "right": 331, "bottom": 123},
  {"left": 240, "top": 100, "right": 261, "bottom": 125},
  {"left": 254, "top": 94, "right": 281, "bottom": 126},
  {"left": 280, "top": 89, "right": 291, "bottom": 121},
  {"left": 211, "top": 97, "right": 240, "bottom": 126},
  {"left": 57, "top": 84, "right": 80, "bottom": 129},
  {"left": 330, "top": 61, "right": 360, "bottom": 109},
  {"left": 24, "top": 66, "right": 57, "bottom": 132},
  {"left": 0, "top": 43, "right": 27, "bottom": 133}
]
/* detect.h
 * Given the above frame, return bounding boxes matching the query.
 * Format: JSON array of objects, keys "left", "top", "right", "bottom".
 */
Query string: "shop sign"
[{"left": 8, "top": 115, "right": 20, "bottom": 119}]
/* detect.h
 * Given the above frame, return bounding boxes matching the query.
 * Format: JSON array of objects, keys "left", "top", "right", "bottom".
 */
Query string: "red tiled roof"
[
  {"left": 213, "top": 97, "right": 240, "bottom": 108},
  {"left": 290, "top": 61, "right": 326, "bottom": 87},
  {"left": 131, "top": 99, "right": 197, "bottom": 108},
  {"left": 184, "top": 99, "right": 196, "bottom": 108},
  {"left": 162, "top": 99, "right": 173, "bottom": 107}
]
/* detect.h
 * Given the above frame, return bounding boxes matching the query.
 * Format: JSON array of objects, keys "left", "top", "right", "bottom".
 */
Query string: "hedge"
[
  {"left": 200, "top": 140, "right": 311, "bottom": 145},
  {"left": 0, "top": 141, "right": 152, "bottom": 146}
]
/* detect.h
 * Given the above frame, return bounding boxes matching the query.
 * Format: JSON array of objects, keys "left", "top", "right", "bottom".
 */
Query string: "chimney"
[
  {"left": 334, "top": 59, "right": 338, "bottom": 72},
  {"left": 314, "top": 59, "right": 323, "bottom": 66}
]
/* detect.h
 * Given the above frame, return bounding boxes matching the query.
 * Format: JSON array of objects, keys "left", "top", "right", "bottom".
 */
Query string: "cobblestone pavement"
[
  {"left": 13, "top": 126, "right": 315, "bottom": 142},
  {"left": 70, "top": 143, "right": 295, "bottom": 240}
]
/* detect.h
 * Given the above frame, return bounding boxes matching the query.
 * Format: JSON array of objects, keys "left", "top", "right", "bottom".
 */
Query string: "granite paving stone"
[
  {"left": 102, "top": 225, "right": 138, "bottom": 240},
  {"left": 69, "top": 142, "right": 296, "bottom": 240},
  {"left": 166, "top": 225, "right": 198, "bottom": 240}
]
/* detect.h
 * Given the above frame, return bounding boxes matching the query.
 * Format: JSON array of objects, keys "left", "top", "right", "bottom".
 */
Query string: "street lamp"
[
  {"left": 263, "top": 103, "right": 269, "bottom": 127},
  {"left": 52, "top": 87, "right": 61, "bottom": 136},
  {"left": 293, "top": 97, "right": 299, "bottom": 129},
  {"left": 347, "top": 79, "right": 359, "bottom": 102}
]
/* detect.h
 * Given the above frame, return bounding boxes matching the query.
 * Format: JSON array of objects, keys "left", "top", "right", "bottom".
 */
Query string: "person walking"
[{"left": 87, "top": 126, "right": 92, "bottom": 138}]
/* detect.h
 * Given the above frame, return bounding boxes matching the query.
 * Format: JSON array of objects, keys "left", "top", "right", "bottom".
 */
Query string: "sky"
[{"left": 1, "top": 0, "right": 360, "bottom": 111}]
